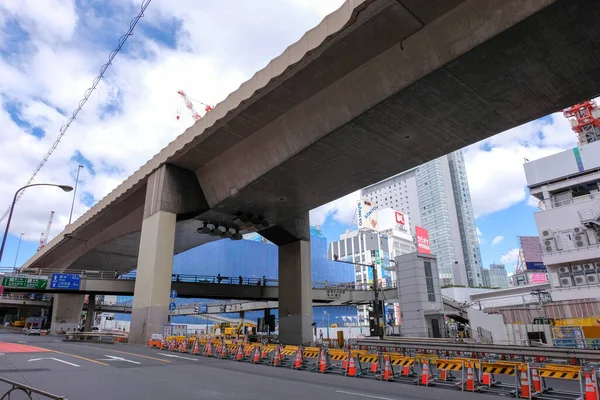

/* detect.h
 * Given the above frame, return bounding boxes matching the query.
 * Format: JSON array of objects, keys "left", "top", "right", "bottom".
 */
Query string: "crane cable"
[{"left": 0, "top": 0, "right": 152, "bottom": 223}]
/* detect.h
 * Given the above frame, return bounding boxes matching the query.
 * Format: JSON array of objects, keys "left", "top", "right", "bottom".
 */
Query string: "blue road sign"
[
  {"left": 169, "top": 302, "right": 177, "bottom": 311},
  {"left": 170, "top": 290, "right": 177, "bottom": 299},
  {"left": 49, "top": 273, "right": 81, "bottom": 290}
]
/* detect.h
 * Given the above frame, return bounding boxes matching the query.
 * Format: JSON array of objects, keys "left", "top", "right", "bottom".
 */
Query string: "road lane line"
[
  {"left": 336, "top": 390, "right": 395, "bottom": 400},
  {"left": 29, "top": 357, "right": 81, "bottom": 367},
  {"left": 51, "top": 350, "right": 109, "bottom": 366},
  {"left": 69, "top": 345, "right": 171, "bottom": 363},
  {"left": 157, "top": 353, "right": 198, "bottom": 361}
]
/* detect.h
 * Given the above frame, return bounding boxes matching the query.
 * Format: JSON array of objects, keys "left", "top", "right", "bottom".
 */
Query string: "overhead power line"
[{"left": 0, "top": 0, "right": 152, "bottom": 224}]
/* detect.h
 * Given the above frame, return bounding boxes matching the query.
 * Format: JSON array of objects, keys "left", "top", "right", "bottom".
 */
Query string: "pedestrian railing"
[{"left": 0, "top": 376, "right": 66, "bottom": 399}]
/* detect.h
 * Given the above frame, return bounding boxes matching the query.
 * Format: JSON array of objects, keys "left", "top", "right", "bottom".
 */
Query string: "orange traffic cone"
[
  {"left": 346, "top": 353, "right": 358, "bottom": 377},
  {"left": 369, "top": 355, "right": 380, "bottom": 374},
  {"left": 251, "top": 346, "right": 261, "bottom": 364},
  {"left": 439, "top": 368, "right": 448, "bottom": 381},
  {"left": 292, "top": 346, "right": 304, "bottom": 369},
  {"left": 272, "top": 345, "right": 282, "bottom": 366},
  {"left": 481, "top": 370, "right": 492, "bottom": 386},
  {"left": 219, "top": 343, "right": 228, "bottom": 359},
  {"left": 591, "top": 369, "right": 599, "bottom": 400},
  {"left": 179, "top": 338, "right": 188, "bottom": 353},
  {"left": 192, "top": 339, "right": 200, "bottom": 355},
  {"left": 466, "top": 362, "right": 477, "bottom": 391},
  {"left": 169, "top": 338, "right": 176, "bottom": 351},
  {"left": 584, "top": 372, "right": 596, "bottom": 400},
  {"left": 381, "top": 355, "right": 394, "bottom": 381},
  {"left": 317, "top": 348, "right": 328, "bottom": 373},
  {"left": 245, "top": 345, "right": 253, "bottom": 357},
  {"left": 234, "top": 344, "right": 244, "bottom": 361},
  {"left": 531, "top": 365, "right": 542, "bottom": 393},
  {"left": 402, "top": 363, "right": 411, "bottom": 377},
  {"left": 205, "top": 342, "right": 213, "bottom": 357},
  {"left": 421, "top": 359, "right": 430, "bottom": 385},
  {"left": 519, "top": 366, "right": 530, "bottom": 398}
]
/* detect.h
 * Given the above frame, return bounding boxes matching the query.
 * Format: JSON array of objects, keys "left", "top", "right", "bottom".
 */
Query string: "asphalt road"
[{"left": 0, "top": 333, "right": 580, "bottom": 400}]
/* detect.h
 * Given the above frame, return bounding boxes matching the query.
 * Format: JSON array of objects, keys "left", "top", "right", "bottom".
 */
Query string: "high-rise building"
[
  {"left": 361, "top": 151, "right": 483, "bottom": 287},
  {"left": 481, "top": 263, "right": 510, "bottom": 288}
]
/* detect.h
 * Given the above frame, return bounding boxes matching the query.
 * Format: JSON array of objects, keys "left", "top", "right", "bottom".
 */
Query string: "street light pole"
[
  {"left": 0, "top": 183, "right": 73, "bottom": 264},
  {"left": 68, "top": 165, "right": 84, "bottom": 225},
  {"left": 13, "top": 233, "right": 24, "bottom": 270}
]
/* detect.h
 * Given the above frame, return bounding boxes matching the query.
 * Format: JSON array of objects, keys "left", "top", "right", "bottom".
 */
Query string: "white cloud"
[
  {"left": 310, "top": 191, "right": 360, "bottom": 227},
  {"left": 464, "top": 114, "right": 577, "bottom": 218},
  {"left": 500, "top": 248, "right": 520, "bottom": 267},
  {"left": 476, "top": 227, "right": 485, "bottom": 244},
  {"left": 527, "top": 195, "right": 541, "bottom": 209},
  {"left": 491, "top": 235, "right": 504, "bottom": 246},
  {"left": 0, "top": 0, "right": 345, "bottom": 251}
]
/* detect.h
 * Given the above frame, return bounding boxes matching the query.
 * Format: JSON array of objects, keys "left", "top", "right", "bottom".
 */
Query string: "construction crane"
[
  {"left": 563, "top": 100, "right": 600, "bottom": 145},
  {"left": 176, "top": 90, "right": 213, "bottom": 121},
  {"left": 38, "top": 211, "right": 55, "bottom": 251}
]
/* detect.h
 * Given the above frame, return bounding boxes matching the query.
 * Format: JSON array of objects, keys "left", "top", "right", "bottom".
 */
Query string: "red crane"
[
  {"left": 38, "top": 210, "right": 55, "bottom": 251},
  {"left": 563, "top": 100, "right": 600, "bottom": 145},
  {"left": 176, "top": 90, "right": 213, "bottom": 121}
]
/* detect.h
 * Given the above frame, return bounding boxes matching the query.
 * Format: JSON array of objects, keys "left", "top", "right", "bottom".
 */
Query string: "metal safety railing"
[{"left": 0, "top": 376, "right": 66, "bottom": 399}]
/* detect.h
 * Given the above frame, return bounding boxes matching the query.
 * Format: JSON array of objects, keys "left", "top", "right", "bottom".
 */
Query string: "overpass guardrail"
[{"left": 0, "top": 376, "right": 67, "bottom": 399}]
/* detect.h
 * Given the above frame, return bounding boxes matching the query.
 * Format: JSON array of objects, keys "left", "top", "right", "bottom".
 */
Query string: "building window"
[{"left": 424, "top": 261, "right": 436, "bottom": 302}]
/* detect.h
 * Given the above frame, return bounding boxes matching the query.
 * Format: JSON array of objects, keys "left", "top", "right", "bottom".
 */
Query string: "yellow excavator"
[{"left": 219, "top": 322, "right": 256, "bottom": 337}]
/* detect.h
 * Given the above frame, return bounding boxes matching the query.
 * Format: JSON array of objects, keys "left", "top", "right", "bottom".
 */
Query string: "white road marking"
[
  {"left": 98, "top": 355, "right": 141, "bottom": 365},
  {"left": 157, "top": 353, "right": 198, "bottom": 361},
  {"left": 28, "top": 357, "right": 80, "bottom": 368},
  {"left": 336, "top": 390, "right": 395, "bottom": 400}
]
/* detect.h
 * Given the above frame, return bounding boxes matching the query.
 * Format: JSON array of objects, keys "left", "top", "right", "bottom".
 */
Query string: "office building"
[
  {"left": 525, "top": 140, "right": 600, "bottom": 301},
  {"left": 328, "top": 207, "right": 416, "bottom": 326},
  {"left": 361, "top": 151, "right": 483, "bottom": 287},
  {"left": 481, "top": 263, "right": 510, "bottom": 289}
]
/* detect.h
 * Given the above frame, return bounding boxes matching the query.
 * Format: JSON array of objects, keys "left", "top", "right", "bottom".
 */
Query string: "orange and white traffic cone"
[
  {"left": 317, "top": 348, "right": 328, "bottom": 373},
  {"left": 466, "top": 362, "right": 477, "bottom": 392},
  {"left": 179, "top": 338, "right": 188, "bottom": 353},
  {"left": 272, "top": 345, "right": 282, "bottom": 366},
  {"left": 205, "top": 342, "right": 213, "bottom": 357},
  {"left": 192, "top": 339, "right": 200, "bottom": 355},
  {"left": 381, "top": 355, "right": 394, "bottom": 381},
  {"left": 421, "top": 359, "right": 430, "bottom": 385},
  {"left": 402, "top": 363, "right": 411, "bottom": 377},
  {"left": 245, "top": 345, "right": 253, "bottom": 357},
  {"left": 591, "top": 369, "right": 599, "bottom": 400},
  {"left": 346, "top": 353, "right": 358, "bottom": 377},
  {"left": 251, "top": 346, "right": 261, "bottom": 364},
  {"left": 439, "top": 368, "right": 448, "bottom": 381},
  {"left": 531, "top": 365, "right": 542, "bottom": 393},
  {"left": 169, "top": 338, "right": 176, "bottom": 351},
  {"left": 369, "top": 355, "right": 380, "bottom": 374},
  {"left": 234, "top": 344, "right": 244, "bottom": 361},
  {"left": 584, "top": 372, "right": 597, "bottom": 400},
  {"left": 219, "top": 343, "right": 228, "bottom": 359},
  {"left": 520, "top": 366, "right": 530, "bottom": 398},
  {"left": 292, "top": 346, "right": 304, "bottom": 369}
]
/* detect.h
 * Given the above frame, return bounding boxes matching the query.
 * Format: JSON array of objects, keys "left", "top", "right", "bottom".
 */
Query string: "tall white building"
[
  {"left": 361, "top": 151, "right": 483, "bottom": 287},
  {"left": 482, "top": 263, "right": 510, "bottom": 289},
  {"left": 525, "top": 140, "right": 600, "bottom": 301}
]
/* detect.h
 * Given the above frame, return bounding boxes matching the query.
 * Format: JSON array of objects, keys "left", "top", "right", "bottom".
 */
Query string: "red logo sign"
[
  {"left": 395, "top": 211, "right": 405, "bottom": 225},
  {"left": 415, "top": 226, "right": 431, "bottom": 254}
]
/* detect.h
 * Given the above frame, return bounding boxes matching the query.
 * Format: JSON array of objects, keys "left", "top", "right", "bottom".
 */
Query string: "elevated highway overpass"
[{"left": 18, "top": 0, "right": 600, "bottom": 344}]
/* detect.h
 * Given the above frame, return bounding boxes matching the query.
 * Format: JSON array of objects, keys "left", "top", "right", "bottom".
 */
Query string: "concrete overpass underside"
[{"left": 20, "top": 0, "right": 600, "bottom": 344}]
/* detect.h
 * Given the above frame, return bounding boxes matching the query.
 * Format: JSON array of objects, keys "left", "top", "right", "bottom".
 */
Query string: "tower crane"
[
  {"left": 563, "top": 100, "right": 600, "bottom": 145},
  {"left": 176, "top": 90, "right": 213, "bottom": 121},
  {"left": 38, "top": 211, "right": 55, "bottom": 251}
]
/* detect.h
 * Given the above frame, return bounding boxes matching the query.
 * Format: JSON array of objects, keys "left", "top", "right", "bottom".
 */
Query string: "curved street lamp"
[{"left": 0, "top": 183, "right": 73, "bottom": 265}]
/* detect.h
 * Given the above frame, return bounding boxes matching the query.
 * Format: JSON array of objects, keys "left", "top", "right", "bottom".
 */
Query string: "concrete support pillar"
[
  {"left": 278, "top": 240, "right": 312, "bottom": 345},
  {"left": 50, "top": 294, "right": 85, "bottom": 334},
  {"left": 84, "top": 294, "right": 96, "bottom": 332},
  {"left": 129, "top": 210, "right": 176, "bottom": 344}
]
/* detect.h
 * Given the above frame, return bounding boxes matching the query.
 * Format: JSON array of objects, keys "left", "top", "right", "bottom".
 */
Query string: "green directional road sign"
[{"left": 1, "top": 277, "right": 48, "bottom": 289}]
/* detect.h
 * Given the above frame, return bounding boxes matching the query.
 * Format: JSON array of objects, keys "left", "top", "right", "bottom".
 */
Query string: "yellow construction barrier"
[
  {"left": 436, "top": 359, "right": 464, "bottom": 371},
  {"left": 481, "top": 362, "right": 522, "bottom": 376},
  {"left": 538, "top": 364, "right": 581, "bottom": 380}
]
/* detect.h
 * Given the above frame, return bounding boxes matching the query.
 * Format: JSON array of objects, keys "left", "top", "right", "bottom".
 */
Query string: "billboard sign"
[
  {"left": 519, "top": 236, "right": 546, "bottom": 271},
  {"left": 415, "top": 226, "right": 431, "bottom": 254},
  {"left": 163, "top": 324, "right": 188, "bottom": 338},
  {"left": 394, "top": 211, "right": 405, "bottom": 225},
  {"left": 357, "top": 200, "right": 378, "bottom": 230}
]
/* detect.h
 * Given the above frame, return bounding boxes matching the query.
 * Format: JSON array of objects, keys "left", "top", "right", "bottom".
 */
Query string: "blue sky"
[{"left": 0, "top": 1, "right": 580, "bottom": 276}]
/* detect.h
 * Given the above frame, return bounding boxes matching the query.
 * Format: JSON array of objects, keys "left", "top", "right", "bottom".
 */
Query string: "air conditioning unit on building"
[
  {"left": 542, "top": 229, "right": 553, "bottom": 238},
  {"left": 558, "top": 266, "right": 572, "bottom": 276},
  {"left": 583, "top": 263, "right": 595, "bottom": 273},
  {"left": 560, "top": 276, "right": 574, "bottom": 287},
  {"left": 575, "top": 234, "right": 589, "bottom": 247},
  {"left": 595, "top": 262, "right": 600, "bottom": 271},
  {"left": 586, "top": 274, "right": 599, "bottom": 284},
  {"left": 574, "top": 275, "right": 587, "bottom": 286},
  {"left": 574, "top": 226, "right": 585, "bottom": 234},
  {"left": 571, "top": 264, "right": 584, "bottom": 274},
  {"left": 544, "top": 238, "right": 557, "bottom": 253}
]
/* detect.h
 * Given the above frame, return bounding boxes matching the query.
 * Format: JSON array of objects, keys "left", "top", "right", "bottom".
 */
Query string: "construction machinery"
[
  {"left": 37, "top": 211, "right": 54, "bottom": 251},
  {"left": 176, "top": 90, "right": 213, "bottom": 121}
]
